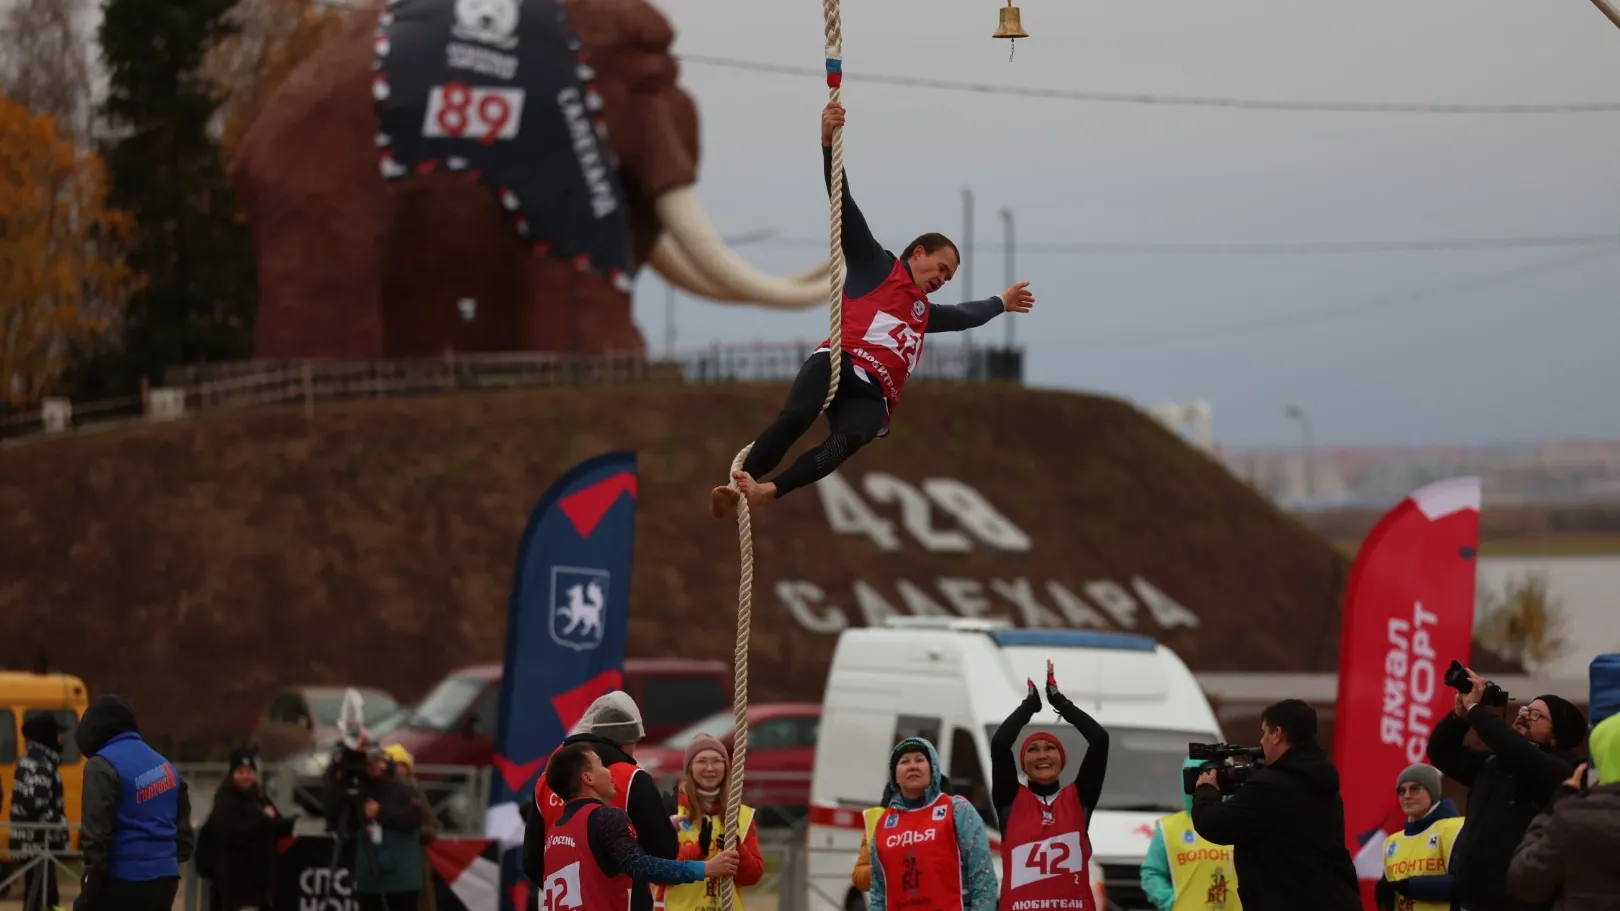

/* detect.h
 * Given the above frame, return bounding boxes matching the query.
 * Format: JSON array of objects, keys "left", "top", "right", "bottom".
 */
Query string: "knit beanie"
[
  {"left": 228, "top": 748, "right": 258, "bottom": 772},
  {"left": 684, "top": 734, "right": 728, "bottom": 771},
  {"left": 1536, "top": 694, "right": 1587, "bottom": 750},
  {"left": 890, "top": 739, "right": 933, "bottom": 781},
  {"left": 20, "top": 714, "right": 63, "bottom": 748},
  {"left": 577, "top": 691, "right": 645, "bottom": 746},
  {"left": 1020, "top": 731, "right": 1067, "bottom": 774},
  {"left": 1396, "top": 763, "right": 1442, "bottom": 802}
]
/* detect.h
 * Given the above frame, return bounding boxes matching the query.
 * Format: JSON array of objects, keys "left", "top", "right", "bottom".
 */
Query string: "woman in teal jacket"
[{"left": 1139, "top": 757, "right": 1241, "bottom": 911}]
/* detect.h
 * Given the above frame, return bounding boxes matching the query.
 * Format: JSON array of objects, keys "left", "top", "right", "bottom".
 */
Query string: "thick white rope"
[{"left": 716, "top": 4, "right": 845, "bottom": 908}]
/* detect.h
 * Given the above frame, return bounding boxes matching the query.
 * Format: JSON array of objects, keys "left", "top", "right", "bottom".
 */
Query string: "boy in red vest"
[{"left": 711, "top": 101, "right": 1035, "bottom": 518}]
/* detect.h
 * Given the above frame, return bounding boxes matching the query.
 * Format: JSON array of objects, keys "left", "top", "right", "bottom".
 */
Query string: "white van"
[{"left": 805, "top": 617, "right": 1223, "bottom": 911}]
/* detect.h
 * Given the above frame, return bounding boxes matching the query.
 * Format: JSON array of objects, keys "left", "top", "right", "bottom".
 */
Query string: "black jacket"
[
  {"left": 8, "top": 719, "right": 67, "bottom": 854},
  {"left": 199, "top": 782, "right": 288, "bottom": 910},
  {"left": 1427, "top": 704, "right": 1578, "bottom": 911},
  {"left": 520, "top": 735, "right": 676, "bottom": 911},
  {"left": 1190, "top": 741, "right": 1361, "bottom": 911}
]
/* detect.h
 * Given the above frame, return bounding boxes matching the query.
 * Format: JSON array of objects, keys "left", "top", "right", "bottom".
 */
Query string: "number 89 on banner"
[{"left": 422, "top": 82, "right": 526, "bottom": 143}]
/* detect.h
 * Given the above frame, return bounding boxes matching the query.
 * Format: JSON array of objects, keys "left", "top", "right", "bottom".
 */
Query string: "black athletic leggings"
[{"left": 742, "top": 351, "right": 886, "bottom": 498}]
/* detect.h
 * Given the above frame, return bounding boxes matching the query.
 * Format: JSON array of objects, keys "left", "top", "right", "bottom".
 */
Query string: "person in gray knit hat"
[
  {"left": 576, "top": 690, "right": 646, "bottom": 746},
  {"left": 1374, "top": 763, "right": 1463, "bottom": 911}
]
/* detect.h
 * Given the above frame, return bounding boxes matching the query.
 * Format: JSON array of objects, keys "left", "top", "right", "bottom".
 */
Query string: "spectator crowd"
[{"left": 6, "top": 663, "right": 1619, "bottom": 911}]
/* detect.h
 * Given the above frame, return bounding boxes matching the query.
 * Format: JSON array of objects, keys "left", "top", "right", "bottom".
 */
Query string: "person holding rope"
[
  {"left": 990, "top": 660, "right": 1109, "bottom": 911},
  {"left": 541, "top": 743, "right": 739, "bottom": 911},
  {"left": 711, "top": 101, "right": 1036, "bottom": 518}
]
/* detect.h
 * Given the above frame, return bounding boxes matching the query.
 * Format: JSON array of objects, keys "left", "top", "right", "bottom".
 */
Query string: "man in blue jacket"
[{"left": 74, "top": 695, "right": 195, "bottom": 911}]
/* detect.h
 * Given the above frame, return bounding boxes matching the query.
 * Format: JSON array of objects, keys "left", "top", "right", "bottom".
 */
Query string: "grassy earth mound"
[{"left": 0, "top": 383, "right": 1353, "bottom": 753}]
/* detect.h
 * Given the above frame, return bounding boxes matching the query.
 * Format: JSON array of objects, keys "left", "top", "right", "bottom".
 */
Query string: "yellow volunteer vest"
[
  {"left": 1160, "top": 811, "right": 1242, "bottom": 911},
  {"left": 862, "top": 806, "right": 885, "bottom": 845},
  {"left": 1382, "top": 816, "right": 1463, "bottom": 911},
  {"left": 657, "top": 803, "right": 756, "bottom": 911}
]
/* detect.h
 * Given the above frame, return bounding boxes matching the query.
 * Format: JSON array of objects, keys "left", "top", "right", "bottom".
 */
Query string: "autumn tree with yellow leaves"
[{"left": 0, "top": 92, "right": 140, "bottom": 406}]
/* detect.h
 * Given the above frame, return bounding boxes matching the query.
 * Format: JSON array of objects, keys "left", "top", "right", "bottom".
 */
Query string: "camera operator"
[
  {"left": 1190, "top": 699, "right": 1360, "bottom": 911},
  {"left": 322, "top": 745, "right": 426, "bottom": 911},
  {"left": 1426, "top": 665, "right": 1583, "bottom": 911}
]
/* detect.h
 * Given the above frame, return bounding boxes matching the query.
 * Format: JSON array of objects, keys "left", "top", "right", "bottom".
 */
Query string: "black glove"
[
  {"left": 1045, "top": 664, "right": 1063, "bottom": 704},
  {"left": 1373, "top": 876, "right": 1395, "bottom": 911},
  {"left": 1026, "top": 677, "right": 1039, "bottom": 702}
]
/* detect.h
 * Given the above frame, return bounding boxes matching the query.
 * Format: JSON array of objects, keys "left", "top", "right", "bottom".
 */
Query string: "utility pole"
[
  {"left": 1285, "top": 404, "right": 1315, "bottom": 505},
  {"left": 664, "top": 284, "right": 676, "bottom": 358},
  {"left": 1000, "top": 207, "right": 1015, "bottom": 346}
]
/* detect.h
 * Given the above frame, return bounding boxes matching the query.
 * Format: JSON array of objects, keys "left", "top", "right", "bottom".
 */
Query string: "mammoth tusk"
[
  {"left": 649, "top": 234, "right": 829, "bottom": 304},
  {"left": 653, "top": 187, "right": 832, "bottom": 310}
]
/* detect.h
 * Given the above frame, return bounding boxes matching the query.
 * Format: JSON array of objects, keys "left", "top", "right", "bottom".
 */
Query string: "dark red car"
[{"left": 633, "top": 702, "right": 821, "bottom": 824}]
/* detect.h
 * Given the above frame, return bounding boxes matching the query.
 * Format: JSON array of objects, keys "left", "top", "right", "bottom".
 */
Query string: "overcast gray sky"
[{"left": 634, "top": 0, "right": 1620, "bottom": 447}]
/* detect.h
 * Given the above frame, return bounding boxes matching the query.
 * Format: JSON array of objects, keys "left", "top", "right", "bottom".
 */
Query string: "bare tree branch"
[{"left": 0, "top": 0, "right": 94, "bottom": 136}]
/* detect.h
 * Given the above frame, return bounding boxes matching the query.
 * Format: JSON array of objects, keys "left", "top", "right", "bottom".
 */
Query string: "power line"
[
  {"left": 677, "top": 54, "right": 1620, "bottom": 115},
  {"left": 752, "top": 232, "right": 1620, "bottom": 256},
  {"left": 1067, "top": 244, "right": 1617, "bottom": 350}
]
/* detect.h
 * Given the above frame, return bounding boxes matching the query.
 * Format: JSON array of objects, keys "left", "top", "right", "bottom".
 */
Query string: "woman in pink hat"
[{"left": 656, "top": 735, "right": 765, "bottom": 911}]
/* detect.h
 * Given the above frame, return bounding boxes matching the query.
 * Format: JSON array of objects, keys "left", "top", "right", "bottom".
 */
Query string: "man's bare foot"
[
  {"left": 710, "top": 485, "right": 740, "bottom": 519},
  {"left": 733, "top": 471, "right": 777, "bottom": 509}
]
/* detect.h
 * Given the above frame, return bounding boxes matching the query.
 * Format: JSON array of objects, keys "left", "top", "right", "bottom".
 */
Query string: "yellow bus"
[{"left": 0, "top": 672, "right": 89, "bottom": 861}]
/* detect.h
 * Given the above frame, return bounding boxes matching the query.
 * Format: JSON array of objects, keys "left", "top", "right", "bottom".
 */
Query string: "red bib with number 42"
[
  {"left": 543, "top": 803, "right": 633, "bottom": 911},
  {"left": 999, "top": 786, "right": 1096, "bottom": 911}
]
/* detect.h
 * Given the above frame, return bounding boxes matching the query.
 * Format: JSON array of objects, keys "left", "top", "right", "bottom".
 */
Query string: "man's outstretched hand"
[
  {"left": 821, "top": 101, "right": 846, "bottom": 147},
  {"left": 1001, "top": 281, "right": 1034, "bottom": 313}
]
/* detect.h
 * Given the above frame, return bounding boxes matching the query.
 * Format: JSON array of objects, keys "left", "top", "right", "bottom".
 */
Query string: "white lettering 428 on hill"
[{"left": 816, "top": 471, "right": 1032, "bottom": 553}]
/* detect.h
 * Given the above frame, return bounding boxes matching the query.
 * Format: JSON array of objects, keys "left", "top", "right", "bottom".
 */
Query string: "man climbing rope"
[{"left": 711, "top": 101, "right": 1035, "bottom": 518}]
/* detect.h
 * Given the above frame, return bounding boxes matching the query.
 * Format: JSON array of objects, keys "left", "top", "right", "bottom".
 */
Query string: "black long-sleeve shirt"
[
  {"left": 820, "top": 145, "right": 1005, "bottom": 332},
  {"left": 989, "top": 688, "right": 1109, "bottom": 830},
  {"left": 554, "top": 798, "right": 706, "bottom": 885}
]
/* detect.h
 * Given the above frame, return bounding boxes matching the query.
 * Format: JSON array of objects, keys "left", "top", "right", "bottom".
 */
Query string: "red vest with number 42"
[
  {"left": 873, "top": 792, "right": 964, "bottom": 911},
  {"left": 999, "top": 785, "right": 1097, "bottom": 911},
  {"left": 543, "top": 802, "right": 633, "bottom": 911},
  {"left": 818, "top": 257, "right": 931, "bottom": 413}
]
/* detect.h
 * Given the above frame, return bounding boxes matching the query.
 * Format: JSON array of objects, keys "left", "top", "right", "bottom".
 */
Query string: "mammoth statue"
[{"left": 233, "top": 0, "right": 828, "bottom": 359}]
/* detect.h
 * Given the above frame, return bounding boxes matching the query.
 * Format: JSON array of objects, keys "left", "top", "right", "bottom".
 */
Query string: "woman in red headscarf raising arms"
[{"left": 991, "top": 660, "right": 1109, "bottom": 911}]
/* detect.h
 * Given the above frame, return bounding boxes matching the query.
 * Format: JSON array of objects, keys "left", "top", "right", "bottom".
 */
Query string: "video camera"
[
  {"left": 1445, "top": 660, "right": 1509, "bottom": 708},
  {"left": 1183, "top": 742, "right": 1266, "bottom": 795}
]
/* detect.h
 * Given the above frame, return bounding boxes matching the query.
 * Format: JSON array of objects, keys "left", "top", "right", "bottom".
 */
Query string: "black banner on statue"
[{"left": 372, "top": 0, "right": 634, "bottom": 292}]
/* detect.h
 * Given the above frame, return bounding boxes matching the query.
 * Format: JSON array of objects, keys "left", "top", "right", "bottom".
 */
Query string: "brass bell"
[{"left": 993, "top": 3, "right": 1028, "bottom": 40}]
